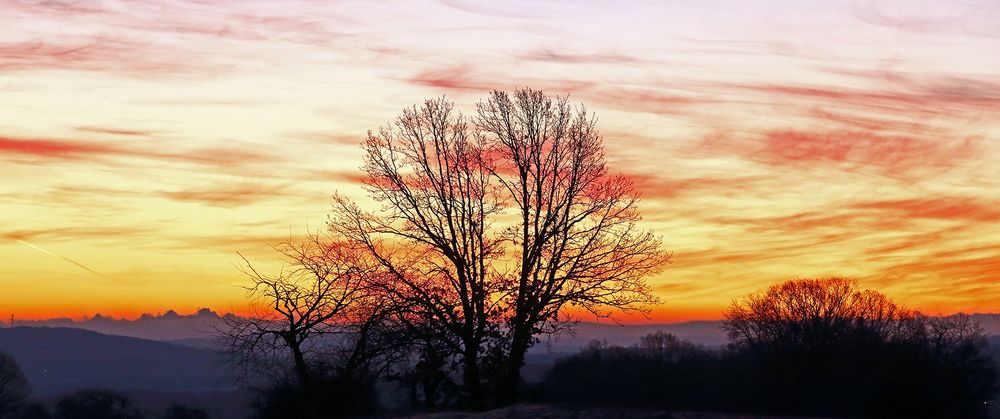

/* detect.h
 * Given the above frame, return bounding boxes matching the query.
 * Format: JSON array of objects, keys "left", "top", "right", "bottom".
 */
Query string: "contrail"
[{"left": 15, "top": 239, "right": 109, "bottom": 279}]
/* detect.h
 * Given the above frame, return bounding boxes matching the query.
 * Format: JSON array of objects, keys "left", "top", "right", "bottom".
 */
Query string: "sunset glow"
[{"left": 2, "top": 0, "right": 998, "bottom": 321}]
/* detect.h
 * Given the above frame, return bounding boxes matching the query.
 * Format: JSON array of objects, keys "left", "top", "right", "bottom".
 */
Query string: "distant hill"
[
  {"left": 15, "top": 308, "right": 226, "bottom": 341},
  {"left": 12, "top": 310, "right": 997, "bottom": 352},
  {"left": 530, "top": 313, "right": 1000, "bottom": 354},
  {"left": 971, "top": 313, "right": 1000, "bottom": 336},
  {"left": 167, "top": 336, "right": 224, "bottom": 350},
  {"left": 0, "top": 327, "right": 234, "bottom": 396},
  {"left": 531, "top": 320, "right": 727, "bottom": 354}
]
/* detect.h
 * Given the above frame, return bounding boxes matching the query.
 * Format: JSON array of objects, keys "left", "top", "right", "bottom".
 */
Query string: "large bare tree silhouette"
[{"left": 330, "top": 88, "right": 668, "bottom": 405}]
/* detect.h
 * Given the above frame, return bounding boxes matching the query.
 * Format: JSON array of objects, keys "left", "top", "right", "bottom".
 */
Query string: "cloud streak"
[
  {"left": 0, "top": 135, "right": 274, "bottom": 170},
  {"left": 14, "top": 239, "right": 108, "bottom": 278},
  {"left": 158, "top": 182, "right": 299, "bottom": 207},
  {"left": 693, "top": 130, "right": 981, "bottom": 182}
]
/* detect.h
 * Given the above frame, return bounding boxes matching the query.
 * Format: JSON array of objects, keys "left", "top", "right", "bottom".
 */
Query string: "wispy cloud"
[
  {"left": 13, "top": 239, "right": 108, "bottom": 278},
  {"left": 157, "top": 182, "right": 299, "bottom": 208},
  {"left": 694, "top": 130, "right": 980, "bottom": 180},
  {"left": 2, "top": 226, "right": 153, "bottom": 243},
  {"left": 0, "top": 135, "right": 276, "bottom": 170}
]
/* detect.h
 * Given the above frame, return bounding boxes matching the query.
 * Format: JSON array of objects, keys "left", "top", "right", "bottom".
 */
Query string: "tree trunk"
[
  {"left": 462, "top": 344, "right": 484, "bottom": 409},
  {"left": 285, "top": 335, "right": 311, "bottom": 387},
  {"left": 499, "top": 325, "right": 532, "bottom": 405}
]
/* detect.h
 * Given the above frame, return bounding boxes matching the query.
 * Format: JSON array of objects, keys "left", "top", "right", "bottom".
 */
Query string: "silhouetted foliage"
[
  {"left": 723, "top": 278, "right": 997, "bottom": 418},
  {"left": 250, "top": 372, "right": 377, "bottom": 419},
  {"left": 54, "top": 390, "right": 143, "bottom": 419},
  {"left": 15, "top": 403, "right": 50, "bottom": 419},
  {"left": 329, "top": 88, "right": 666, "bottom": 406},
  {"left": 544, "top": 278, "right": 999, "bottom": 419},
  {"left": 158, "top": 405, "right": 207, "bottom": 419},
  {"left": 545, "top": 335, "right": 722, "bottom": 410},
  {"left": 0, "top": 353, "right": 30, "bottom": 418},
  {"left": 724, "top": 277, "right": 911, "bottom": 349},
  {"left": 389, "top": 342, "right": 459, "bottom": 410}
]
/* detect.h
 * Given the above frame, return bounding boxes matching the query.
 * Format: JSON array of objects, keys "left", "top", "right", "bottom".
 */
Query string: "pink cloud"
[
  {"left": 0, "top": 38, "right": 228, "bottom": 77},
  {"left": 695, "top": 130, "right": 980, "bottom": 180},
  {"left": 852, "top": 197, "right": 1000, "bottom": 222},
  {"left": 732, "top": 78, "right": 1000, "bottom": 119},
  {"left": 408, "top": 65, "right": 594, "bottom": 95},
  {"left": 0, "top": 136, "right": 121, "bottom": 159},
  {"left": 519, "top": 48, "right": 646, "bottom": 64},
  {"left": 0, "top": 135, "right": 274, "bottom": 170},
  {"left": 409, "top": 66, "right": 496, "bottom": 92},
  {"left": 74, "top": 126, "right": 159, "bottom": 137},
  {"left": 0, "top": 0, "right": 360, "bottom": 79},
  {"left": 158, "top": 183, "right": 298, "bottom": 208},
  {"left": 2, "top": 226, "right": 153, "bottom": 243},
  {"left": 594, "top": 87, "right": 716, "bottom": 117},
  {"left": 625, "top": 172, "right": 767, "bottom": 202},
  {"left": 853, "top": 1, "right": 1000, "bottom": 38}
]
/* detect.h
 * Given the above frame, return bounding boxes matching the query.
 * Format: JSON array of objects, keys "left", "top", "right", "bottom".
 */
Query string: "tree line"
[
  {"left": 0, "top": 359, "right": 208, "bottom": 419},
  {"left": 545, "top": 278, "right": 999, "bottom": 418}
]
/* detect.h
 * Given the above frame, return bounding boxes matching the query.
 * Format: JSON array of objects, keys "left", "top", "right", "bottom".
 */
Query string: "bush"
[
  {"left": 0, "top": 353, "right": 30, "bottom": 416},
  {"left": 158, "top": 405, "right": 207, "bottom": 419},
  {"left": 17, "top": 402, "right": 51, "bottom": 419},
  {"left": 545, "top": 338, "right": 721, "bottom": 411},
  {"left": 252, "top": 373, "right": 378, "bottom": 419},
  {"left": 54, "top": 390, "right": 143, "bottom": 419}
]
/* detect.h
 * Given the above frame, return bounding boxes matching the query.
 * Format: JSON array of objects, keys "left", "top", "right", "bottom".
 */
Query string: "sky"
[{"left": 1, "top": 0, "right": 998, "bottom": 322}]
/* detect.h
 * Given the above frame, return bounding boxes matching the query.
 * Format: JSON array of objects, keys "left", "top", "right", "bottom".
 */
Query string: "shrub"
[{"left": 54, "top": 390, "right": 143, "bottom": 419}]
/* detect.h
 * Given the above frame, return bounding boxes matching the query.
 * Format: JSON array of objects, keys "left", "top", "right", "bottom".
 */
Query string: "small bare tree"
[
  {"left": 723, "top": 277, "right": 912, "bottom": 350},
  {"left": 219, "top": 233, "right": 380, "bottom": 387},
  {"left": 0, "top": 353, "right": 29, "bottom": 416}
]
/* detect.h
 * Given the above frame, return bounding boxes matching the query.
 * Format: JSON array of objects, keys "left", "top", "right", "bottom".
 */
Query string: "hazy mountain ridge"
[
  {"left": 14, "top": 308, "right": 228, "bottom": 341},
  {"left": 533, "top": 313, "right": 1000, "bottom": 353},
  {"left": 0, "top": 326, "right": 234, "bottom": 396},
  {"left": 532, "top": 320, "right": 728, "bottom": 353},
  {"left": 971, "top": 313, "right": 1000, "bottom": 336},
  {"left": 13, "top": 310, "right": 999, "bottom": 351}
]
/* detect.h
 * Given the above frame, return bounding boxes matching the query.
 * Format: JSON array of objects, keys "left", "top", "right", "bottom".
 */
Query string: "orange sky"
[{"left": 1, "top": 0, "right": 998, "bottom": 322}]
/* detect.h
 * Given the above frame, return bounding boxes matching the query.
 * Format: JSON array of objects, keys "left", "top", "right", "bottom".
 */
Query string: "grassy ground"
[{"left": 400, "top": 404, "right": 845, "bottom": 419}]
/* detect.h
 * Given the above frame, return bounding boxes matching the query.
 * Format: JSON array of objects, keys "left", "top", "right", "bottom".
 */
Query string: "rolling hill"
[{"left": 0, "top": 327, "right": 234, "bottom": 396}]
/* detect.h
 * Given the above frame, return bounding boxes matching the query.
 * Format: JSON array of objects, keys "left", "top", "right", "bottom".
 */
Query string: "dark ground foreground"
[{"left": 400, "top": 404, "right": 841, "bottom": 419}]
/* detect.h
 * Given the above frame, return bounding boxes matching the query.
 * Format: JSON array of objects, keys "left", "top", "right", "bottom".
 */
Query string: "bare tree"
[
  {"left": 331, "top": 97, "right": 503, "bottom": 405},
  {"left": 721, "top": 278, "right": 998, "bottom": 417},
  {"left": 219, "top": 232, "right": 379, "bottom": 387},
  {"left": 330, "top": 88, "right": 667, "bottom": 405},
  {"left": 635, "top": 331, "right": 703, "bottom": 362},
  {"left": 54, "top": 390, "right": 142, "bottom": 419},
  {"left": 723, "top": 277, "right": 913, "bottom": 350},
  {"left": 476, "top": 90, "right": 666, "bottom": 401},
  {"left": 0, "top": 352, "right": 29, "bottom": 416}
]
